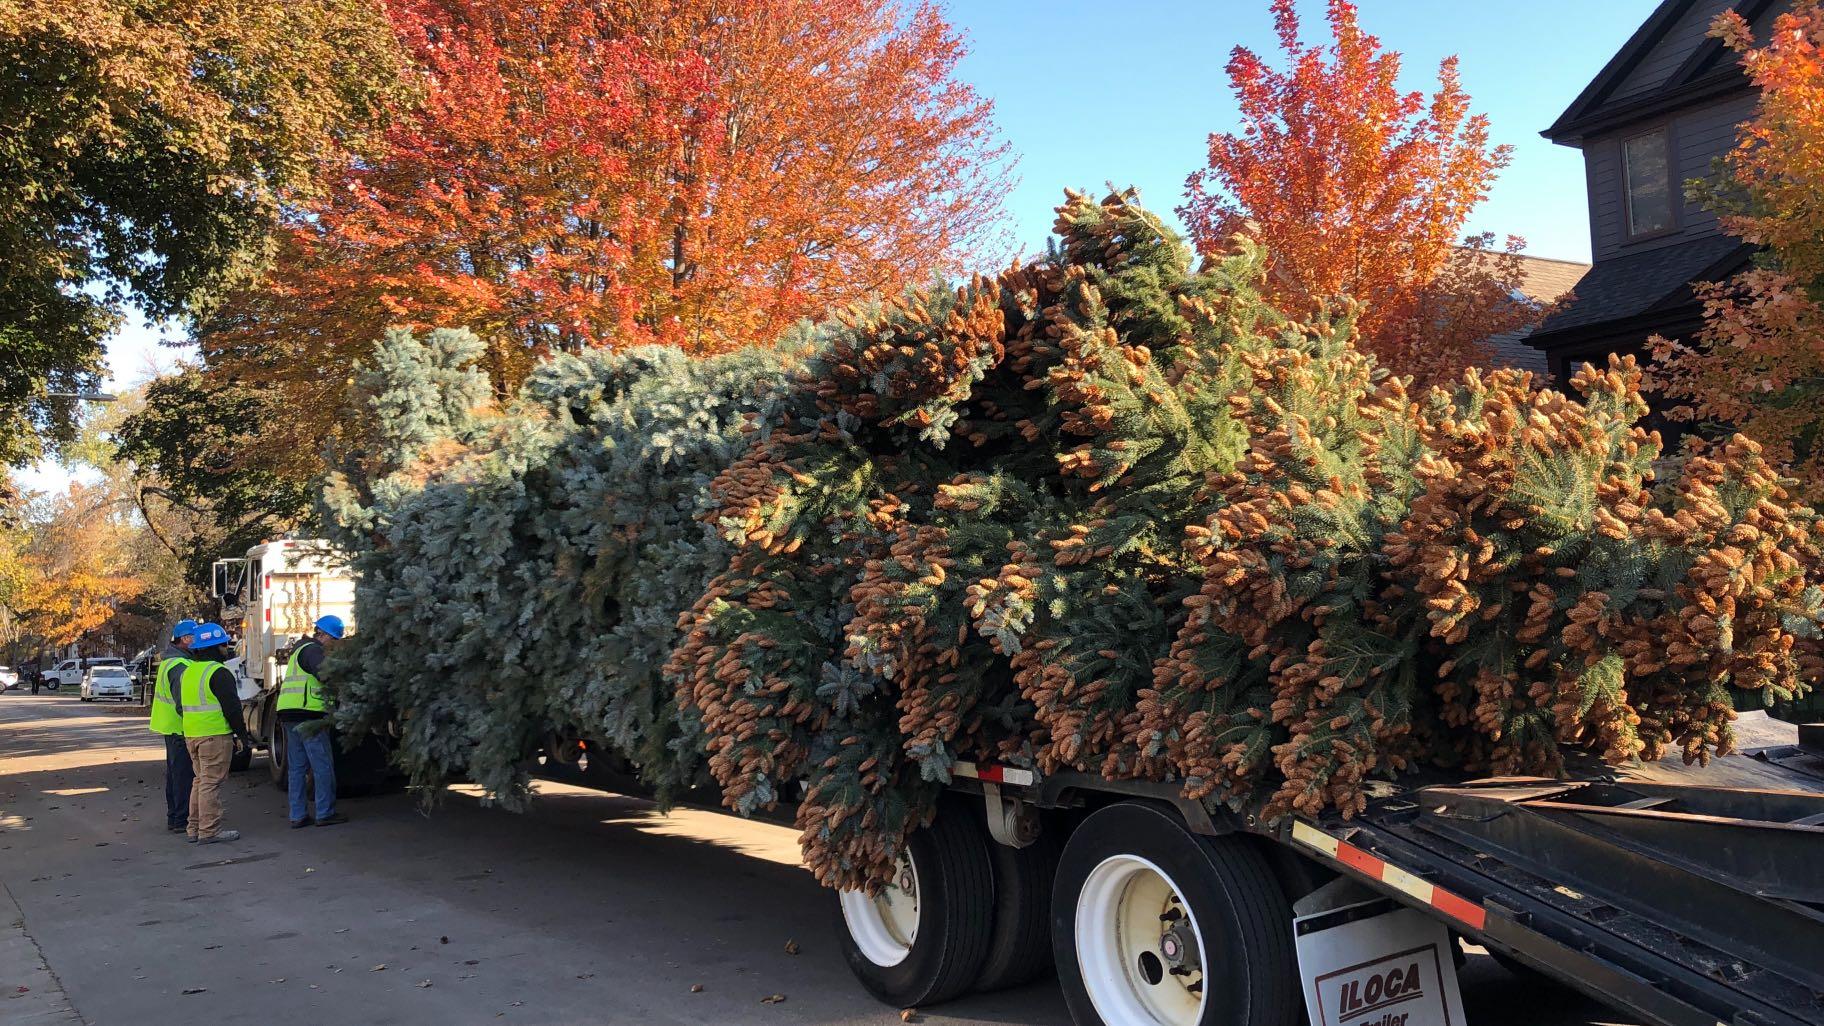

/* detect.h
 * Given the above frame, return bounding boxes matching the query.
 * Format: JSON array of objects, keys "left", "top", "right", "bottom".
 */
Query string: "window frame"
[{"left": 1620, "top": 122, "right": 1680, "bottom": 243}]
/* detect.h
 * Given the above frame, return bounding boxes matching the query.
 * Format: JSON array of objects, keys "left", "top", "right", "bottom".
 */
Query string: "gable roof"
[{"left": 1542, "top": 0, "right": 1775, "bottom": 144}]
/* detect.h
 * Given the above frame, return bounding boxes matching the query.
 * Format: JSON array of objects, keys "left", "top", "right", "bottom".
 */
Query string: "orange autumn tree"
[
  {"left": 1180, "top": 0, "right": 1536, "bottom": 388},
  {"left": 204, "top": 0, "right": 1010, "bottom": 469},
  {"left": 1649, "top": 1, "right": 1824, "bottom": 501}
]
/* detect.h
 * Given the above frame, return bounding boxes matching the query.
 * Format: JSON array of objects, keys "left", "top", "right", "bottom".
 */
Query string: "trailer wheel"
[
  {"left": 832, "top": 804, "right": 994, "bottom": 1007},
  {"left": 973, "top": 828, "right": 1062, "bottom": 993},
  {"left": 1054, "top": 802, "right": 1299, "bottom": 1026}
]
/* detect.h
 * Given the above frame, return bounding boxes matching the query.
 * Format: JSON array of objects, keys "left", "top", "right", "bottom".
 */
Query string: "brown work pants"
[{"left": 186, "top": 735, "right": 233, "bottom": 839}]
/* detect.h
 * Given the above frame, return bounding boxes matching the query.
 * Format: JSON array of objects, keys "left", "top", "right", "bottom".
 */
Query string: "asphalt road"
[{"left": 0, "top": 693, "right": 1634, "bottom": 1026}]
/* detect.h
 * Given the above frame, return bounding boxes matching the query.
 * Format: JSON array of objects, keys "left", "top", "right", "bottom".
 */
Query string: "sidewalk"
[{"left": 1, "top": 882, "right": 82, "bottom": 1025}]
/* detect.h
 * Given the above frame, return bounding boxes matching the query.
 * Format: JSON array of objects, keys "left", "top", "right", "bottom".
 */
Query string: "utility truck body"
[{"left": 211, "top": 539, "right": 377, "bottom": 781}]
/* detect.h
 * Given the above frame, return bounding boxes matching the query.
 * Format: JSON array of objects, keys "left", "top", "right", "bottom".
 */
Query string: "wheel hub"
[
  {"left": 1076, "top": 854, "right": 1210, "bottom": 1025},
  {"left": 839, "top": 849, "right": 921, "bottom": 968}
]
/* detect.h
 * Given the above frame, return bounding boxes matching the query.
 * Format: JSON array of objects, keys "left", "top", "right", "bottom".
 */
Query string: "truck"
[
  {"left": 41, "top": 655, "right": 125, "bottom": 690},
  {"left": 210, "top": 538, "right": 384, "bottom": 788},
  {"left": 537, "top": 711, "right": 1824, "bottom": 1026},
  {"left": 325, "top": 514, "right": 1822, "bottom": 1026}
]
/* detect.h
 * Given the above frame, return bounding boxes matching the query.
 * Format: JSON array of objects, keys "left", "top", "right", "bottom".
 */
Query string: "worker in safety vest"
[
  {"left": 150, "top": 619, "right": 198, "bottom": 834},
  {"left": 180, "top": 623, "right": 255, "bottom": 843},
  {"left": 279, "top": 615, "right": 347, "bottom": 827}
]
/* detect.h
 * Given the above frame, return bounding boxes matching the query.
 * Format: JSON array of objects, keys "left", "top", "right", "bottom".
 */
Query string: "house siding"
[
  {"left": 1585, "top": 90, "right": 1757, "bottom": 261},
  {"left": 1609, "top": 0, "right": 1737, "bottom": 100}
]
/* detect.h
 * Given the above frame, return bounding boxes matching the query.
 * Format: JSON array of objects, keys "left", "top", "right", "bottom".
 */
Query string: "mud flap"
[{"left": 1294, "top": 897, "right": 1467, "bottom": 1026}]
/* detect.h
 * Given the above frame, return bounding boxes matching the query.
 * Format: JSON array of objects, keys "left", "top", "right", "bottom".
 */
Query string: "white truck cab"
[{"left": 212, "top": 539, "right": 356, "bottom": 699}]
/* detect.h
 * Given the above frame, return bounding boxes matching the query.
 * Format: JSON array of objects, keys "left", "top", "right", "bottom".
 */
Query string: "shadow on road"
[{"left": 0, "top": 696, "right": 1630, "bottom": 1026}]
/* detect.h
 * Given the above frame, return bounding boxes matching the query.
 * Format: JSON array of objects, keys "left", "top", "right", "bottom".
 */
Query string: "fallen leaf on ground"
[
  {"left": 370, "top": 964, "right": 387, "bottom": 972},
  {"left": 689, "top": 984, "right": 703, "bottom": 993},
  {"left": 761, "top": 994, "right": 786, "bottom": 1004},
  {"left": 181, "top": 987, "right": 206, "bottom": 995},
  {"left": 901, "top": 1010, "right": 921, "bottom": 1023},
  {"left": 783, "top": 939, "right": 800, "bottom": 955},
  {"left": 416, "top": 980, "right": 432, "bottom": 988}
]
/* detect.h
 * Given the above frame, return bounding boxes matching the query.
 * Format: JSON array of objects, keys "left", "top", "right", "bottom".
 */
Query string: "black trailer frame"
[{"left": 947, "top": 735, "right": 1824, "bottom": 1026}]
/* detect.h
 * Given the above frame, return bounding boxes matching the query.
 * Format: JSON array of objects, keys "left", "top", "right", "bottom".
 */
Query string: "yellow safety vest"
[
  {"left": 179, "top": 661, "right": 232, "bottom": 738},
  {"left": 148, "top": 657, "right": 187, "bottom": 735},
  {"left": 277, "top": 643, "right": 327, "bottom": 714}
]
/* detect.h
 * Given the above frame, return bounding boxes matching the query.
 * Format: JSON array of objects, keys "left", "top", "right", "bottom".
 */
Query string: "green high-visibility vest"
[
  {"left": 179, "top": 661, "right": 232, "bottom": 738},
  {"left": 148, "top": 657, "right": 187, "bottom": 735},
  {"left": 277, "top": 642, "right": 327, "bottom": 714}
]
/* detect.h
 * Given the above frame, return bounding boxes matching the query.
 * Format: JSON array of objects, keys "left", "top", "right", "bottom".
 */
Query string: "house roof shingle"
[
  {"left": 1482, "top": 254, "right": 1591, "bottom": 376},
  {"left": 1531, "top": 234, "right": 1752, "bottom": 338}
]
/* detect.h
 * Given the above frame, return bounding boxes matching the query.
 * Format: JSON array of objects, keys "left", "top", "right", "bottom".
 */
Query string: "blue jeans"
[
  {"left": 163, "top": 734, "right": 194, "bottom": 829},
  {"left": 285, "top": 721, "right": 337, "bottom": 823}
]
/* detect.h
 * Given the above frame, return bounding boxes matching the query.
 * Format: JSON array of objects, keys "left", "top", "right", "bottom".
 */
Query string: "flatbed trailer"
[{"left": 532, "top": 714, "right": 1823, "bottom": 1026}]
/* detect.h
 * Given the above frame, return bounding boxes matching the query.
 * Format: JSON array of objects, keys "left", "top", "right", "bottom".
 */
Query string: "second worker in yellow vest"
[
  {"left": 149, "top": 619, "right": 197, "bottom": 834},
  {"left": 179, "top": 622, "right": 256, "bottom": 844}
]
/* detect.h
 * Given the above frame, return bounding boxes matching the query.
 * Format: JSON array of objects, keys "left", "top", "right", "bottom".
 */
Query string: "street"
[{"left": 1, "top": 693, "right": 1632, "bottom": 1026}]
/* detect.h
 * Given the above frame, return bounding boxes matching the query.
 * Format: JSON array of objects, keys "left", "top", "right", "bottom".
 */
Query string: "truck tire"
[
  {"left": 1053, "top": 802, "right": 1300, "bottom": 1026},
  {"left": 973, "top": 827, "right": 1062, "bottom": 993},
  {"left": 269, "top": 719, "right": 289, "bottom": 788},
  {"left": 832, "top": 802, "right": 994, "bottom": 1007}
]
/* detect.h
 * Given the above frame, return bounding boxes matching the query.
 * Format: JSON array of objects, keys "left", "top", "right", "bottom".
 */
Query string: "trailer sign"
[{"left": 1295, "top": 899, "right": 1466, "bottom": 1026}]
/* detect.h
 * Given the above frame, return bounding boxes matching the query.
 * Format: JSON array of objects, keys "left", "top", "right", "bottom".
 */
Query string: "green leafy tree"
[
  {"left": 0, "top": 0, "right": 403, "bottom": 463},
  {"left": 113, "top": 369, "right": 314, "bottom": 587}
]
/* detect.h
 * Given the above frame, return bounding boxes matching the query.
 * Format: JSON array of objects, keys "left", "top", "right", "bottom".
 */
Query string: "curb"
[{"left": 0, "top": 882, "right": 83, "bottom": 1025}]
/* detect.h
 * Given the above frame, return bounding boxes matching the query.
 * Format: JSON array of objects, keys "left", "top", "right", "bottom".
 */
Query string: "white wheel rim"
[
  {"left": 1076, "top": 853, "right": 1210, "bottom": 1026},
  {"left": 839, "top": 849, "right": 921, "bottom": 967}
]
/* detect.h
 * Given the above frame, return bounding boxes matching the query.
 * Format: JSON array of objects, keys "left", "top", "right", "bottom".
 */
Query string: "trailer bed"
[{"left": 1271, "top": 713, "right": 1824, "bottom": 1026}]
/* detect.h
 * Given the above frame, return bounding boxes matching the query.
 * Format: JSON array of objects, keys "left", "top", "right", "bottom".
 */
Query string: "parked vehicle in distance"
[
  {"left": 0, "top": 666, "right": 18, "bottom": 690},
  {"left": 80, "top": 665, "right": 134, "bottom": 702},
  {"left": 44, "top": 657, "right": 127, "bottom": 691},
  {"left": 41, "top": 658, "right": 81, "bottom": 689}
]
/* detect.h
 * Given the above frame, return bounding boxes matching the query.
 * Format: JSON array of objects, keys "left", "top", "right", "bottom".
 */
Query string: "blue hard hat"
[
  {"left": 191, "top": 623, "right": 230, "bottom": 648},
  {"left": 314, "top": 615, "right": 346, "bottom": 640},
  {"left": 172, "top": 619, "right": 198, "bottom": 642}
]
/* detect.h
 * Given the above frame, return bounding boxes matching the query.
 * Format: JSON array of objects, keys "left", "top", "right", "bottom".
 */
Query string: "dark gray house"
[{"left": 1527, "top": 0, "right": 1784, "bottom": 396}]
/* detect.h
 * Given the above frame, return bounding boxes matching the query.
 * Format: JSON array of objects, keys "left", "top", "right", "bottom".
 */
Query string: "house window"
[{"left": 1623, "top": 128, "right": 1674, "bottom": 237}]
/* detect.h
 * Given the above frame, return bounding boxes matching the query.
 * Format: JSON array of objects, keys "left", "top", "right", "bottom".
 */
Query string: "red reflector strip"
[
  {"left": 1335, "top": 840, "right": 1384, "bottom": 879},
  {"left": 1290, "top": 821, "right": 1487, "bottom": 932},
  {"left": 951, "top": 761, "right": 1035, "bottom": 786},
  {"left": 1429, "top": 888, "right": 1487, "bottom": 931}
]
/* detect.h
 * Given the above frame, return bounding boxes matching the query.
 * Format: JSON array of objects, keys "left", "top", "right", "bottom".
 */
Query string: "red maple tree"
[
  {"left": 204, "top": 0, "right": 1011, "bottom": 452},
  {"left": 1179, "top": 0, "right": 1536, "bottom": 388}
]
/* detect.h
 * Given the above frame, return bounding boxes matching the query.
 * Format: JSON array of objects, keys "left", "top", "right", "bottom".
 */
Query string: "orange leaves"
[
  {"left": 1180, "top": 0, "right": 1533, "bottom": 389},
  {"left": 203, "top": 0, "right": 1009, "bottom": 483},
  {"left": 1649, "top": 2, "right": 1824, "bottom": 503}
]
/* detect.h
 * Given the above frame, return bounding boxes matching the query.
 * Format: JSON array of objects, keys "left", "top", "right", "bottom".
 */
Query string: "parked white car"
[
  {"left": 80, "top": 665, "right": 134, "bottom": 702},
  {"left": 0, "top": 666, "right": 17, "bottom": 690}
]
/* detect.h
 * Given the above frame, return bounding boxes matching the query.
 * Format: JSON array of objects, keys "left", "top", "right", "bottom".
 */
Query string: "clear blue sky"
[
  {"left": 945, "top": 0, "right": 1662, "bottom": 263},
  {"left": 21, "top": 0, "right": 1661, "bottom": 494}
]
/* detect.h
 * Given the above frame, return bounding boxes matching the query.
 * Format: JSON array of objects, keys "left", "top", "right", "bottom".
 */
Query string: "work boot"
[
  {"left": 198, "top": 830, "right": 241, "bottom": 844},
  {"left": 167, "top": 824, "right": 186, "bottom": 833},
  {"left": 315, "top": 813, "right": 348, "bottom": 827},
  {"left": 290, "top": 819, "right": 311, "bottom": 829}
]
